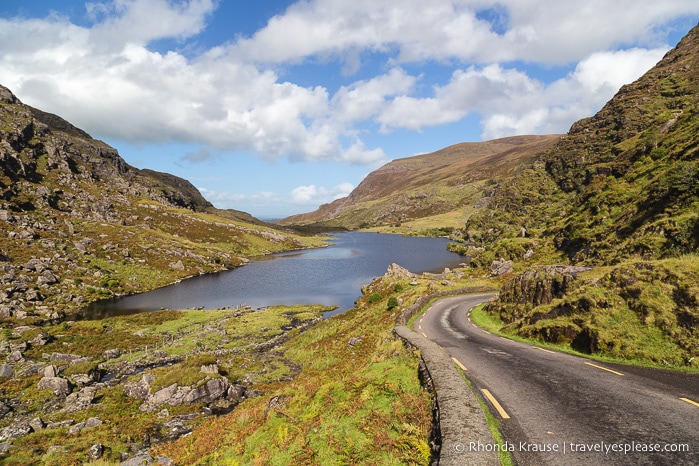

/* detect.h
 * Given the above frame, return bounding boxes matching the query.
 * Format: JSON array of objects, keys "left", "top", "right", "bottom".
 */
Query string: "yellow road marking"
[
  {"left": 418, "top": 325, "right": 422, "bottom": 330},
  {"left": 533, "top": 347, "right": 555, "bottom": 354},
  {"left": 422, "top": 332, "right": 428, "bottom": 339},
  {"left": 584, "top": 362, "right": 624, "bottom": 376},
  {"left": 680, "top": 397, "right": 699, "bottom": 408},
  {"left": 481, "top": 389, "right": 510, "bottom": 419},
  {"left": 452, "top": 357, "right": 467, "bottom": 371},
  {"left": 481, "top": 329, "right": 490, "bottom": 335}
]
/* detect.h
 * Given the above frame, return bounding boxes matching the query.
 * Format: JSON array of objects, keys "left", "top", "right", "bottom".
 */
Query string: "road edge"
[{"left": 394, "top": 289, "right": 499, "bottom": 466}]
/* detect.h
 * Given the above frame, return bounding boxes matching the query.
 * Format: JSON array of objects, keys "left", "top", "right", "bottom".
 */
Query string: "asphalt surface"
[{"left": 417, "top": 294, "right": 699, "bottom": 466}]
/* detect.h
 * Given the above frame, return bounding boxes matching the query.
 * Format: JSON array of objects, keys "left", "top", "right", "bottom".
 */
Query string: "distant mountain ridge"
[{"left": 279, "top": 134, "right": 561, "bottom": 228}]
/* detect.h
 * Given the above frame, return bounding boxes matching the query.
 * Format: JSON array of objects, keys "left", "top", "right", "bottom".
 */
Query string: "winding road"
[{"left": 416, "top": 294, "right": 699, "bottom": 465}]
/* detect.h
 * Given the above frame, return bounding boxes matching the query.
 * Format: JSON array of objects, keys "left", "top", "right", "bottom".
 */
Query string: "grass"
[
  {"left": 470, "top": 303, "right": 699, "bottom": 373},
  {"left": 1, "top": 305, "right": 330, "bottom": 465},
  {"left": 149, "top": 273, "right": 441, "bottom": 465},
  {"left": 3, "top": 266, "right": 466, "bottom": 465}
]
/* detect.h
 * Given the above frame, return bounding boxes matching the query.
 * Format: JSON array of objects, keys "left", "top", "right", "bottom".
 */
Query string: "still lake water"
[{"left": 83, "top": 232, "right": 464, "bottom": 319}]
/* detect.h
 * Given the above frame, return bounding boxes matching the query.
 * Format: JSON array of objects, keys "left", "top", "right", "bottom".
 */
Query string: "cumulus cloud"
[
  {"left": 377, "top": 47, "right": 667, "bottom": 139},
  {"left": 230, "top": 0, "right": 699, "bottom": 65},
  {"left": 0, "top": 0, "right": 695, "bottom": 171},
  {"left": 290, "top": 183, "right": 354, "bottom": 204}
]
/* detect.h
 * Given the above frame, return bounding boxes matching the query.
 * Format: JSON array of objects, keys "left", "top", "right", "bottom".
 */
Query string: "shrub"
[{"left": 386, "top": 297, "right": 399, "bottom": 311}]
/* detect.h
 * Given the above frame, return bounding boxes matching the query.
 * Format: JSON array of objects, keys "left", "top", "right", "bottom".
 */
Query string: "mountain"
[
  {"left": 0, "top": 85, "right": 321, "bottom": 322},
  {"left": 283, "top": 23, "right": 699, "bottom": 367},
  {"left": 278, "top": 134, "right": 561, "bottom": 229}
]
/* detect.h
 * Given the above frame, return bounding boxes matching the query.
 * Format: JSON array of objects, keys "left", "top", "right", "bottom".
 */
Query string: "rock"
[
  {"left": 29, "top": 332, "right": 49, "bottom": 346},
  {"left": 183, "top": 378, "right": 229, "bottom": 404},
  {"left": 104, "top": 348, "right": 120, "bottom": 359},
  {"left": 25, "top": 289, "right": 43, "bottom": 301},
  {"left": 37, "top": 270, "right": 59, "bottom": 286},
  {"left": 140, "top": 377, "right": 230, "bottom": 411},
  {"left": 0, "top": 421, "right": 32, "bottom": 441},
  {"left": 124, "top": 374, "right": 155, "bottom": 400},
  {"left": 348, "top": 337, "right": 362, "bottom": 348},
  {"left": 46, "top": 419, "right": 74, "bottom": 429},
  {"left": 385, "top": 263, "right": 416, "bottom": 279},
  {"left": 6, "top": 351, "right": 23, "bottom": 364},
  {"left": 28, "top": 417, "right": 44, "bottom": 432},
  {"left": 523, "top": 248, "right": 534, "bottom": 260},
  {"left": 490, "top": 259, "right": 514, "bottom": 276},
  {"left": 226, "top": 384, "right": 246, "bottom": 404},
  {"left": 43, "top": 365, "right": 59, "bottom": 377},
  {"left": 200, "top": 364, "right": 219, "bottom": 374},
  {"left": 169, "top": 260, "right": 185, "bottom": 271},
  {"left": 63, "top": 386, "right": 97, "bottom": 413},
  {"left": 141, "top": 384, "right": 177, "bottom": 411},
  {"left": 9, "top": 341, "right": 27, "bottom": 353},
  {"left": 88, "top": 443, "right": 104, "bottom": 460},
  {"left": 67, "top": 371, "right": 99, "bottom": 387},
  {"left": 498, "top": 265, "right": 593, "bottom": 306},
  {"left": 68, "top": 422, "right": 85, "bottom": 436},
  {"left": 50, "top": 353, "right": 89, "bottom": 365},
  {"left": 121, "top": 454, "right": 154, "bottom": 466},
  {"left": 84, "top": 417, "right": 103, "bottom": 428},
  {"left": 0, "top": 442, "right": 11, "bottom": 453},
  {"left": 0, "top": 401, "right": 11, "bottom": 417},
  {"left": 0, "top": 364, "right": 13, "bottom": 378},
  {"left": 37, "top": 376, "right": 71, "bottom": 396}
]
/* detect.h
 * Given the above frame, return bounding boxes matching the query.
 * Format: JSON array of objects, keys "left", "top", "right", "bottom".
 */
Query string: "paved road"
[{"left": 417, "top": 294, "right": 699, "bottom": 465}]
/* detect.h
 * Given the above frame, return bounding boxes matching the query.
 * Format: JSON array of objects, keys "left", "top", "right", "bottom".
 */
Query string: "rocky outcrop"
[
  {"left": 497, "top": 265, "right": 591, "bottom": 308},
  {"left": 125, "top": 373, "right": 245, "bottom": 412}
]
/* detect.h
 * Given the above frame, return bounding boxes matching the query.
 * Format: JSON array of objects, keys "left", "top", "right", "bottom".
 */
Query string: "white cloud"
[
  {"left": 0, "top": 0, "right": 695, "bottom": 172},
  {"left": 290, "top": 183, "right": 354, "bottom": 204},
  {"left": 377, "top": 47, "right": 667, "bottom": 139},
  {"left": 230, "top": 0, "right": 699, "bottom": 65}
]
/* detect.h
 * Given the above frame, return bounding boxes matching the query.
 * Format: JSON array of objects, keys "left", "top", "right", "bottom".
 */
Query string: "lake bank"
[{"left": 83, "top": 232, "right": 466, "bottom": 319}]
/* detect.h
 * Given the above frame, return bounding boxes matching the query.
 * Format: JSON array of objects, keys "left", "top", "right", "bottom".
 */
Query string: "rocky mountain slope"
[
  {"left": 458, "top": 24, "right": 699, "bottom": 366},
  {"left": 278, "top": 135, "right": 561, "bottom": 229},
  {"left": 0, "top": 85, "right": 320, "bottom": 323},
  {"left": 283, "top": 23, "right": 699, "bottom": 367}
]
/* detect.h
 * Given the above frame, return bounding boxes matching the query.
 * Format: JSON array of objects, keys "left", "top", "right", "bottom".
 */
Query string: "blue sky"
[{"left": 1, "top": 1, "right": 698, "bottom": 219}]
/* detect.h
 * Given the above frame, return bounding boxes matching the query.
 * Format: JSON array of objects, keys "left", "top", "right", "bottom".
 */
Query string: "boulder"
[
  {"left": 0, "top": 421, "right": 32, "bottom": 441},
  {"left": 6, "top": 351, "right": 23, "bottom": 364},
  {"left": 0, "top": 364, "right": 13, "bottom": 378},
  {"left": 104, "top": 348, "right": 120, "bottom": 359},
  {"left": 63, "top": 386, "right": 97, "bottom": 413},
  {"left": 490, "top": 259, "right": 513, "bottom": 276},
  {"left": 124, "top": 374, "right": 155, "bottom": 400},
  {"left": 37, "top": 376, "right": 71, "bottom": 396},
  {"left": 385, "top": 263, "right": 416, "bottom": 279},
  {"left": 139, "top": 377, "right": 230, "bottom": 411},
  {"left": 88, "top": 443, "right": 103, "bottom": 460}
]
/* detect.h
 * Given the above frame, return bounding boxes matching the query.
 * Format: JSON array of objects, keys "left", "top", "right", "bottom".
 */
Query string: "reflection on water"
[{"left": 83, "top": 232, "right": 464, "bottom": 319}]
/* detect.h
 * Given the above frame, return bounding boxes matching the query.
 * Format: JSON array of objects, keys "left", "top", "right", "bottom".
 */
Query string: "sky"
[{"left": 0, "top": 1, "right": 698, "bottom": 219}]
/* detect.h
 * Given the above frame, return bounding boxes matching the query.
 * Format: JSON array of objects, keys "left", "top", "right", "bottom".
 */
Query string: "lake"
[{"left": 82, "top": 232, "right": 465, "bottom": 319}]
